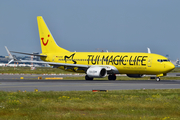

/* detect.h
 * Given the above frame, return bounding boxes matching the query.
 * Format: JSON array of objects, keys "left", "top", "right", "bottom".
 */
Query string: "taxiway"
[{"left": 0, "top": 79, "right": 180, "bottom": 91}]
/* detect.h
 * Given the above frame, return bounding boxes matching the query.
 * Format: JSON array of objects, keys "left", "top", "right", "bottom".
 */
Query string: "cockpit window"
[{"left": 157, "top": 59, "right": 170, "bottom": 62}]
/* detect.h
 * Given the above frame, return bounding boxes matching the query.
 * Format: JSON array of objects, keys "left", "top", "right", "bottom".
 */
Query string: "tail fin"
[{"left": 37, "top": 16, "right": 69, "bottom": 54}]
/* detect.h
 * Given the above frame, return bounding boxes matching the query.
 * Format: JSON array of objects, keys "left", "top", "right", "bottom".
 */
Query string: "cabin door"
[{"left": 147, "top": 57, "right": 152, "bottom": 67}]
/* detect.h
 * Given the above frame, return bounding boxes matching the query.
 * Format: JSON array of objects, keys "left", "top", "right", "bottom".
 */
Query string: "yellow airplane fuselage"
[{"left": 41, "top": 52, "right": 174, "bottom": 76}]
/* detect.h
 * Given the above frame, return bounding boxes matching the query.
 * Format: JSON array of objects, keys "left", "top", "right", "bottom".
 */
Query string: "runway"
[{"left": 0, "top": 79, "right": 180, "bottom": 91}]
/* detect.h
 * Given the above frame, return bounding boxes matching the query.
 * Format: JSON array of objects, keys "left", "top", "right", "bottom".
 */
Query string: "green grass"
[
  {"left": 0, "top": 67, "right": 180, "bottom": 119},
  {"left": 0, "top": 66, "right": 72, "bottom": 74},
  {"left": 1, "top": 66, "right": 180, "bottom": 74},
  {"left": 0, "top": 89, "right": 180, "bottom": 120}
]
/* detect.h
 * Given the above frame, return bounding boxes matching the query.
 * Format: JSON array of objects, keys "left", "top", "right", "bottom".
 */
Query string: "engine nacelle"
[
  {"left": 126, "top": 74, "right": 144, "bottom": 78},
  {"left": 86, "top": 67, "right": 107, "bottom": 78}
]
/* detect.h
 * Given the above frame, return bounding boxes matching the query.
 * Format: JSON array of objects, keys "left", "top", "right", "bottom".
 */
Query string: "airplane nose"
[{"left": 167, "top": 62, "right": 175, "bottom": 72}]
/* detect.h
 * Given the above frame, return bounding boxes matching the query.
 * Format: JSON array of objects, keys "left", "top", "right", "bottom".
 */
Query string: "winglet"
[
  {"left": 147, "top": 47, "right": 151, "bottom": 53},
  {"left": 5, "top": 46, "right": 13, "bottom": 59},
  {"left": 5, "top": 46, "right": 18, "bottom": 64}
]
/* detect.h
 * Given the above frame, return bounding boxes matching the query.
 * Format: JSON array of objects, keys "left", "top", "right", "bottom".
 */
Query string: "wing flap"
[
  {"left": 18, "top": 60, "right": 116, "bottom": 72},
  {"left": 20, "top": 60, "right": 89, "bottom": 68}
]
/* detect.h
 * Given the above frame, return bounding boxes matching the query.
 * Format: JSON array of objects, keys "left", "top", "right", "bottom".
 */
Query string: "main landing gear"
[
  {"left": 108, "top": 74, "right": 116, "bottom": 80},
  {"left": 85, "top": 75, "right": 93, "bottom": 80}
]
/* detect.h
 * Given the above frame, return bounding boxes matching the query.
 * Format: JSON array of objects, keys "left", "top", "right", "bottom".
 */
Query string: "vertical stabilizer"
[{"left": 37, "top": 16, "right": 69, "bottom": 54}]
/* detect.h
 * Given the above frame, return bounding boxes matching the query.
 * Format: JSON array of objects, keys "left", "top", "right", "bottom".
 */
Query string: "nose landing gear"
[{"left": 156, "top": 77, "right": 160, "bottom": 82}]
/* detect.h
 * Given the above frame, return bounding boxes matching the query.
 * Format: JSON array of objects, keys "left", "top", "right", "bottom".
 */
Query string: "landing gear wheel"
[
  {"left": 156, "top": 77, "right": 160, "bottom": 82},
  {"left": 85, "top": 75, "right": 93, "bottom": 80},
  {"left": 108, "top": 74, "right": 116, "bottom": 80}
]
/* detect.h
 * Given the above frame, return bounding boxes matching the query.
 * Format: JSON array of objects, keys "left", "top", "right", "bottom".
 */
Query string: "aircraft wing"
[
  {"left": 19, "top": 60, "right": 115, "bottom": 72},
  {"left": 10, "top": 51, "right": 47, "bottom": 57},
  {"left": 21, "top": 60, "right": 89, "bottom": 68},
  {"left": 7, "top": 49, "right": 116, "bottom": 72},
  {"left": 8, "top": 49, "right": 89, "bottom": 69}
]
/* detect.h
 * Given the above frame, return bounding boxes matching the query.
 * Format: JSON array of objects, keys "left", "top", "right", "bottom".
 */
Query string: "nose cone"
[{"left": 166, "top": 62, "right": 175, "bottom": 72}]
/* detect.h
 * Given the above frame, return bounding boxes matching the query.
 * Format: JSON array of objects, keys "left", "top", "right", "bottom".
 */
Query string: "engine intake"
[{"left": 86, "top": 67, "right": 107, "bottom": 78}]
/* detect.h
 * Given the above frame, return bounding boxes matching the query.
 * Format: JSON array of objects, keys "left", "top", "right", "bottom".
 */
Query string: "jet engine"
[
  {"left": 86, "top": 67, "right": 107, "bottom": 78},
  {"left": 126, "top": 74, "right": 144, "bottom": 78}
]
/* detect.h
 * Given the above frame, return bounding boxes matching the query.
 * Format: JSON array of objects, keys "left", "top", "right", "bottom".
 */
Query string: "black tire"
[
  {"left": 108, "top": 74, "right": 116, "bottom": 80},
  {"left": 85, "top": 75, "right": 93, "bottom": 80}
]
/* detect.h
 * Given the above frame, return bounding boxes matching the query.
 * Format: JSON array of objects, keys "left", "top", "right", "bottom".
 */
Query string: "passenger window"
[{"left": 157, "top": 59, "right": 170, "bottom": 62}]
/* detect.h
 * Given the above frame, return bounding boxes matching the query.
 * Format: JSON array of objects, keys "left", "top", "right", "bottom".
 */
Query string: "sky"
[{"left": 0, "top": 0, "right": 180, "bottom": 60}]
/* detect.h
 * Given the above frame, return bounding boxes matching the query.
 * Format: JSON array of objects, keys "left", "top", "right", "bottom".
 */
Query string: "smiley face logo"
[{"left": 41, "top": 34, "right": 50, "bottom": 46}]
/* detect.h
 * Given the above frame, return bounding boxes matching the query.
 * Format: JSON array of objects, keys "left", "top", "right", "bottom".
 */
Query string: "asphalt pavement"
[{"left": 0, "top": 78, "right": 180, "bottom": 91}]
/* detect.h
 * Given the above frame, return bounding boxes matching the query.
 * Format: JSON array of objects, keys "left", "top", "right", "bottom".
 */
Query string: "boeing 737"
[{"left": 10, "top": 16, "right": 175, "bottom": 81}]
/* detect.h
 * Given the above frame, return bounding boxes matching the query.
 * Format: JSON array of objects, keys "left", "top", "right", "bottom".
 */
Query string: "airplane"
[{"left": 10, "top": 16, "right": 175, "bottom": 81}]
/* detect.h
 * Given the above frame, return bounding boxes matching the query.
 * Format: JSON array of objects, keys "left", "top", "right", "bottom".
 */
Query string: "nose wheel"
[{"left": 156, "top": 77, "right": 160, "bottom": 82}]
